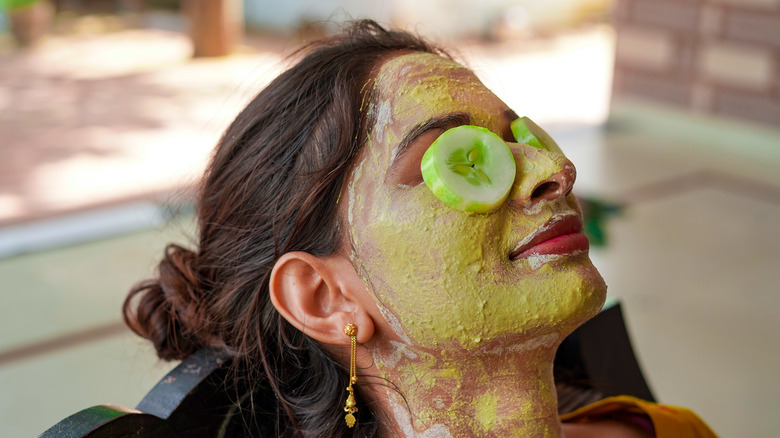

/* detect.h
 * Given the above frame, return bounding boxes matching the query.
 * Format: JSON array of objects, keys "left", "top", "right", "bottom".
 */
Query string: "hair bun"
[{"left": 123, "top": 244, "right": 209, "bottom": 360}]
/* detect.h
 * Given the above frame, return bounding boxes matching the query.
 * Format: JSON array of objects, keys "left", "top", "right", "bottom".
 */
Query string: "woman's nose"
[{"left": 506, "top": 144, "right": 576, "bottom": 209}]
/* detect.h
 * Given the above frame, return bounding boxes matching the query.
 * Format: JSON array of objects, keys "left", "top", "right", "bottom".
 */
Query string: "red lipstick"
[{"left": 510, "top": 215, "right": 589, "bottom": 260}]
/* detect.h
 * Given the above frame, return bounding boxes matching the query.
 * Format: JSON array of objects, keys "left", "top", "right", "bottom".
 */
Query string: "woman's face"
[{"left": 346, "top": 52, "right": 606, "bottom": 352}]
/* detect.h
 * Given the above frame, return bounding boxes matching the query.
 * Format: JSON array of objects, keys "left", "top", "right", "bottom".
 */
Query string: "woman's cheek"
[
  {"left": 349, "top": 166, "right": 605, "bottom": 350},
  {"left": 353, "top": 183, "right": 504, "bottom": 348}
]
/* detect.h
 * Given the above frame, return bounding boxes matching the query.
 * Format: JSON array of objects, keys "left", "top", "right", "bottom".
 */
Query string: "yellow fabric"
[{"left": 560, "top": 395, "right": 718, "bottom": 437}]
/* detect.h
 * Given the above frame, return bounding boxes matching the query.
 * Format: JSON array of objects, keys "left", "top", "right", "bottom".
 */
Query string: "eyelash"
[{"left": 389, "top": 115, "right": 516, "bottom": 187}]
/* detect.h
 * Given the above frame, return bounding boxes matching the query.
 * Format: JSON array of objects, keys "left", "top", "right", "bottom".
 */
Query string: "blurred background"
[{"left": 1, "top": 0, "right": 778, "bottom": 436}]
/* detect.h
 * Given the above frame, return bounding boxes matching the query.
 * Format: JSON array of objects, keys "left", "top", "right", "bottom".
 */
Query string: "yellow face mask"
[{"left": 346, "top": 52, "right": 606, "bottom": 351}]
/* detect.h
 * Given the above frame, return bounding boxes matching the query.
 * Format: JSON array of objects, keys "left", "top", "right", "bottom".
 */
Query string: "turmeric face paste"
[{"left": 346, "top": 53, "right": 606, "bottom": 352}]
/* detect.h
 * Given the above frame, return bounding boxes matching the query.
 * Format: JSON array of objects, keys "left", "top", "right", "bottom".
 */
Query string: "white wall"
[{"left": 243, "top": 0, "right": 600, "bottom": 38}]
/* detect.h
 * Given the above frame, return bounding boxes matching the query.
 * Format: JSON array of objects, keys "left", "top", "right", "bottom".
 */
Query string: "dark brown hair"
[{"left": 123, "top": 20, "right": 448, "bottom": 437}]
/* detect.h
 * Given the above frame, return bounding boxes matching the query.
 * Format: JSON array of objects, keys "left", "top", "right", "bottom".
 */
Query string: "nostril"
[{"left": 531, "top": 181, "right": 560, "bottom": 200}]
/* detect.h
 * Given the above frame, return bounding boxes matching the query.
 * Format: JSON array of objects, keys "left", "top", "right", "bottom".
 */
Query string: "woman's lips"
[{"left": 509, "top": 215, "right": 589, "bottom": 260}]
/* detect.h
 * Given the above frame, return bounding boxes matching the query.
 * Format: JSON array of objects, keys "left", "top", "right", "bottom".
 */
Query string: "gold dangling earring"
[{"left": 343, "top": 323, "right": 358, "bottom": 428}]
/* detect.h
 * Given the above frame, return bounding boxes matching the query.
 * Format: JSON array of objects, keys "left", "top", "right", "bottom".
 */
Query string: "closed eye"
[{"left": 385, "top": 113, "right": 471, "bottom": 186}]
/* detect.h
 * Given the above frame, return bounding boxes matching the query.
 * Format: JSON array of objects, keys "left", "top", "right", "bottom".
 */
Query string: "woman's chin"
[
  {"left": 505, "top": 261, "right": 608, "bottom": 345},
  {"left": 561, "top": 259, "right": 608, "bottom": 324}
]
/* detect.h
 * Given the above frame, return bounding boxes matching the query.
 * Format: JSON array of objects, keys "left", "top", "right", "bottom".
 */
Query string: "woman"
[{"left": 124, "top": 20, "right": 716, "bottom": 437}]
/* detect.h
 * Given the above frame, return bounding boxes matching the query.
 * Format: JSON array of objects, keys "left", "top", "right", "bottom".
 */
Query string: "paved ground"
[{"left": 0, "top": 25, "right": 290, "bottom": 226}]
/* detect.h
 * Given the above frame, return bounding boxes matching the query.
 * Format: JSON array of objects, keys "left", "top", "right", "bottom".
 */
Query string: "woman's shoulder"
[{"left": 561, "top": 395, "right": 718, "bottom": 438}]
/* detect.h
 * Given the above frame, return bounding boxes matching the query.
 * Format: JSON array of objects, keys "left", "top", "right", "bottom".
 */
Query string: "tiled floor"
[
  {"left": 0, "top": 213, "right": 196, "bottom": 436},
  {"left": 1, "top": 23, "right": 779, "bottom": 438},
  {"left": 585, "top": 104, "right": 780, "bottom": 438}
]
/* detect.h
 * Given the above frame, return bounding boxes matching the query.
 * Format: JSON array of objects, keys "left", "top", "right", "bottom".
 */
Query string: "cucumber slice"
[
  {"left": 421, "top": 125, "right": 516, "bottom": 214},
  {"left": 510, "top": 116, "right": 559, "bottom": 152}
]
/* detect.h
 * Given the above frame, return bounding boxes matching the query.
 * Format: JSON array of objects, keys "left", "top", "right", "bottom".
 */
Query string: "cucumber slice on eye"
[
  {"left": 510, "top": 116, "right": 560, "bottom": 152},
  {"left": 420, "top": 125, "right": 516, "bottom": 214}
]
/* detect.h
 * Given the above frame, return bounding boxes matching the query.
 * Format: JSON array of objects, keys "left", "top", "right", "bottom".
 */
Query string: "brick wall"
[{"left": 612, "top": 0, "right": 780, "bottom": 127}]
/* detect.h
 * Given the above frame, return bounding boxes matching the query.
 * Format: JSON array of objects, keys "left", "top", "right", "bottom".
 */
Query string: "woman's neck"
[{"left": 368, "top": 334, "right": 565, "bottom": 438}]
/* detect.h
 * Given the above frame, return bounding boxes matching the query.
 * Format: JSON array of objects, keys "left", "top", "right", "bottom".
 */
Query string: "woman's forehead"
[
  {"left": 376, "top": 52, "right": 467, "bottom": 81},
  {"left": 369, "top": 52, "right": 509, "bottom": 160},
  {"left": 373, "top": 52, "right": 489, "bottom": 103}
]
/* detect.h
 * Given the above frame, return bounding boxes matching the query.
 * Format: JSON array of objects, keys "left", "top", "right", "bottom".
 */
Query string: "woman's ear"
[{"left": 269, "top": 252, "right": 375, "bottom": 345}]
